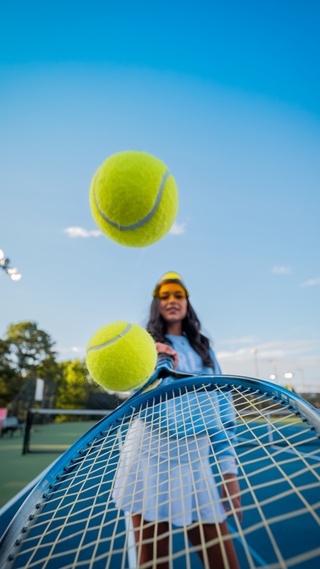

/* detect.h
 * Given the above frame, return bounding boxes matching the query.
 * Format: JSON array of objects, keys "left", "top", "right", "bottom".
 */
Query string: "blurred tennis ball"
[
  {"left": 86, "top": 321, "right": 157, "bottom": 391},
  {"left": 89, "top": 151, "right": 178, "bottom": 247}
]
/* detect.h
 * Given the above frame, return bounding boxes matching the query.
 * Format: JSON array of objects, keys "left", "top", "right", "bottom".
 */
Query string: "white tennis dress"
[{"left": 112, "top": 335, "right": 237, "bottom": 527}]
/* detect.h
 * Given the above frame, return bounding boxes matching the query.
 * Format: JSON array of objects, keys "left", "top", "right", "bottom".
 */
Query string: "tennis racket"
[{"left": 0, "top": 356, "right": 319, "bottom": 569}]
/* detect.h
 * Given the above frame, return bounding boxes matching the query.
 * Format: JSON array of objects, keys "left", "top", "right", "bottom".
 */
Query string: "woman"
[{"left": 113, "top": 272, "right": 241, "bottom": 569}]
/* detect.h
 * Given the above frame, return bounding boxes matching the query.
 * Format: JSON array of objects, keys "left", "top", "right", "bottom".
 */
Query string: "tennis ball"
[
  {"left": 86, "top": 321, "right": 157, "bottom": 391},
  {"left": 89, "top": 151, "right": 178, "bottom": 247}
]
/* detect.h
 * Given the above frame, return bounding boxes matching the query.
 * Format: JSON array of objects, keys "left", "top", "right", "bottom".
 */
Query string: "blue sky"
[{"left": 1, "top": 1, "right": 319, "bottom": 392}]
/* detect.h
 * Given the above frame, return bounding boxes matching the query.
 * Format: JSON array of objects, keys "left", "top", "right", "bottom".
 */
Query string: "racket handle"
[{"left": 157, "top": 353, "right": 174, "bottom": 370}]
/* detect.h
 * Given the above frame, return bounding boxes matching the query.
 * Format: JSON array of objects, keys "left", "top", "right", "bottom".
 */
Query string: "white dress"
[{"left": 112, "top": 335, "right": 237, "bottom": 527}]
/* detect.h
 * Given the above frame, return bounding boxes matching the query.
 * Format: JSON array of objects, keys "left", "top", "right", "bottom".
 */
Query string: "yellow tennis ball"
[
  {"left": 89, "top": 151, "right": 179, "bottom": 247},
  {"left": 86, "top": 321, "right": 157, "bottom": 391}
]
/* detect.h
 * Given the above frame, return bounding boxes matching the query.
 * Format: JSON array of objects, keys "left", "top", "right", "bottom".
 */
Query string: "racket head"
[{"left": 0, "top": 372, "right": 319, "bottom": 569}]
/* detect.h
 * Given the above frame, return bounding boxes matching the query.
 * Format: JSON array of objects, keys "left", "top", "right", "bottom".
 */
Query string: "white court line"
[
  {"left": 271, "top": 445, "right": 320, "bottom": 461},
  {"left": 228, "top": 523, "right": 269, "bottom": 567},
  {"left": 237, "top": 437, "right": 320, "bottom": 461}
]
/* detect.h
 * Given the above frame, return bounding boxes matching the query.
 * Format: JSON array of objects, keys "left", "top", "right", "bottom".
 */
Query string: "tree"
[
  {"left": 0, "top": 339, "right": 19, "bottom": 407},
  {"left": 6, "top": 321, "right": 57, "bottom": 377},
  {"left": 56, "top": 360, "right": 89, "bottom": 411},
  {"left": 1, "top": 322, "right": 101, "bottom": 416},
  {"left": 1, "top": 322, "right": 60, "bottom": 413}
]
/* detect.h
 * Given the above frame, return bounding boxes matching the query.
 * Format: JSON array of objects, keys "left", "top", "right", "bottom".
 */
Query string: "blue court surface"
[
  {"left": 0, "top": 422, "right": 319, "bottom": 568},
  {"left": 0, "top": 380, "right": 319, "bottom": 569}
]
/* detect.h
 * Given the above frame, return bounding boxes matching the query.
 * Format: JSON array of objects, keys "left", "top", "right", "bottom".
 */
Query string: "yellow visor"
[
  {"left": 158, "top": 283, "right": 187, "bottom": 301},
  {"left": 153, "top": 271, "right": 189, "bottom": 297}
]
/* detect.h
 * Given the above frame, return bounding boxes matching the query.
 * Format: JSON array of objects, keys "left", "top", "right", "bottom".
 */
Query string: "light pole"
[
  {"left": 284, "top": 372, "right": 294, "bottom": 391},
  {"left": 251, "top": 348, "right": 260, "bottom": 378},
  {"left": 297, "top": 367, "right": 305, "bottom": 392},
  {"left": 0, "top": 249, "right": 22, "bottom": 281},
  {"left": 269, "top": 359, "right": 278, "bottom": 381}
]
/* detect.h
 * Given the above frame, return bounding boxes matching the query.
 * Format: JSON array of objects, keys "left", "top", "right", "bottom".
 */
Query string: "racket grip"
[{"left": 157, "top": 353, "right": 174, "bottom": 370}]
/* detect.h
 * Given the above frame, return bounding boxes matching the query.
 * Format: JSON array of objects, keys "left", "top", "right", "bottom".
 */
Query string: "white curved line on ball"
[
  {"left": 94, "top": 170, "right": 170, "bottom": 231},
  {"left": 87, "top": 323, "right": 132, "bottom": 353}
]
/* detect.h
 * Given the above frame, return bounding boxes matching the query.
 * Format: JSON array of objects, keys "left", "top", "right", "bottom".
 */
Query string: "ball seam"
[
  {"left": 94, "top": 170, "right": 170, "bottom": 231},
  {"left": 87, "top": 323, "right": 132, "bottom": 352}
]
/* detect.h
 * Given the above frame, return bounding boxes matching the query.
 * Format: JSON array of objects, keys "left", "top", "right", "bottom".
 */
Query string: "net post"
[{"left": 22, "top": 408, "right": 33, "bottom": 455}]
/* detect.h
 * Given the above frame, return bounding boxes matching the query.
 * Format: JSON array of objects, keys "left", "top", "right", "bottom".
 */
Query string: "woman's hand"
[
  {"left": 155, "top": 342, "right": 179, "bottom": 369},
  {"left": 221, "top": 474, "right": 242, "bottom": 523}
]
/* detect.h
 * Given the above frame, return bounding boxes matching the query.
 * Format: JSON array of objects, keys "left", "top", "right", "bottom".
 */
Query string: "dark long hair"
[{"left": 146, "top": 297, "right": 215, "bottom": 370}]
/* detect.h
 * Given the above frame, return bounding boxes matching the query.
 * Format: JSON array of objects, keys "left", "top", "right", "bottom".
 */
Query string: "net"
[{"left": 22, "top": 409, "right": 111, "bottom": 455}]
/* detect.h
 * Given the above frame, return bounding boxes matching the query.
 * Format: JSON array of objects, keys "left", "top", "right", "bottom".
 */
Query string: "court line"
[
  {"left": 270, "top": 445, "right": 320, "bottom": 461},
  {"left": 237, "top": 437, "right": 320, "bottom": 461},
  {"left": 228, "top": 523, "right": 269, "bottom": 567}
]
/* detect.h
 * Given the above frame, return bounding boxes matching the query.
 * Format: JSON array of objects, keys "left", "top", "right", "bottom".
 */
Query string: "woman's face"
[{"left": 158, "top": 283, "right": 188, "bottom": 327}]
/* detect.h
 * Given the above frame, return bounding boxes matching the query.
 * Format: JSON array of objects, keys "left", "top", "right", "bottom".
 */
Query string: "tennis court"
[
  {"left": 0, "top": 421, "right": 99, "bottom": 503},
  {"left": 0, "top": 421, "right": 98, "bottom": 535},
  {"left": 228, "top": 420, "right": 320, "bottom": 567},
  {"left": 0, "top": 379, "right": 319, "bottom": 568}
]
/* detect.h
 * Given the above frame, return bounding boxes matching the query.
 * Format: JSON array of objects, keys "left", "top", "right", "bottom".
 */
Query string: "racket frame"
[{"left": 0, "top": 365, "right": 319, "bottom": 566}]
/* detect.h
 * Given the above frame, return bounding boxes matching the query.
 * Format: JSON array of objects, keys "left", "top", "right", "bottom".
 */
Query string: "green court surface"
[{"left": 0, "top": 421, "right": 98, "bottom": 507}]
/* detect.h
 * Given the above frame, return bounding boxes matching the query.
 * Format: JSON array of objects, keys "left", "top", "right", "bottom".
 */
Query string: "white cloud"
[
  {"left": 217, "top": 338, "right": 318, "bottom": 365},
  {"left": 217, "top": 338, "right": 320, "bottom": 391},
  {"left": 64, "top": 222, "right": 188, "bottom": 239},
  {"left": 169, "top": 221, "right": 187, "bottom": 236},
  {"left": 220, "top": 336, "right": 259, "bottom": 346},
  {"left": 64, "top": 226, "right": 102, "bottom": 238},
  {"left": 272, "top": 265, "right": 291, "bottom": 275},
  {"left": 300, "top": 277, "right": 320, "bottom": 288}
]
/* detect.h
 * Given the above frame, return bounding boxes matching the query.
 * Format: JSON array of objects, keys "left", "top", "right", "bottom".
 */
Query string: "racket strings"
[
  {"left": 2, "top": 381, "right": 320, "bottom": 569},
  {"left": 24, "top": 426, "right": 127, "bottom": 568},
  {"left": 210, "top": 388, "right": 287, "bottom": 568},
  {"left": 197, "top": 384, "right": 319, "bottom": 566},
  {"left": 184, "top": 392, "right": 254, "bottom": 567},
  {"left": 168, "top": 390, "right": 228, "bottom": 568},
  {"left": 35, "top": 433, "right": 117, "bottom": 566},
  {"left": 230, "top": 387, "right": 320, "bottom": 526}
]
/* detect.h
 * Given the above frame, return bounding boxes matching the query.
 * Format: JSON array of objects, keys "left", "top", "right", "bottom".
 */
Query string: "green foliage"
[
  {"left": 0, "top": 339, "right": 14, "bottom": 377},
  {"left": 0, "top": 339, "right": 20, "bottom": 407},
  {"left": 55, "top": 360, "right": 99, "bottom": 421},
  {"left": 56, "top": 360, "right": 88, "bottom": 409},
  {"left": 0, "top": 322, "right": 60, "bottom": 410},
  {"left": 6, "top": 321, "right": 57, "bottom": 376},
  {"left": 0, "top": 321, "right": 100, "bottom": 417}
]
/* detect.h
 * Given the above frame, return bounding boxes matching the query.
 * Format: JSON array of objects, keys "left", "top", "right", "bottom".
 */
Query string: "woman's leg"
[
  {"left": 131, "top": 514, "right": 170, "bottom": 569},
  {"left": 187, "top": 521, "right": 240, "bottom": 569}
]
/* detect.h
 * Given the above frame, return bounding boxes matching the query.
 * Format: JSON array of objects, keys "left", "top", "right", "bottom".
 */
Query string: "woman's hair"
[{"left": 146, "top": 298, "right": 214, "bottom": 370}]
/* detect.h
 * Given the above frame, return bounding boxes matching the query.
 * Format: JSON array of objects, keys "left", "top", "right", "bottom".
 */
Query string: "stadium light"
[
  {"left": 284, "top": 372, "right": 293, "bottom": 380},
  {"left": 0, "top": 249, "right": 22, "bottom": 281}
]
